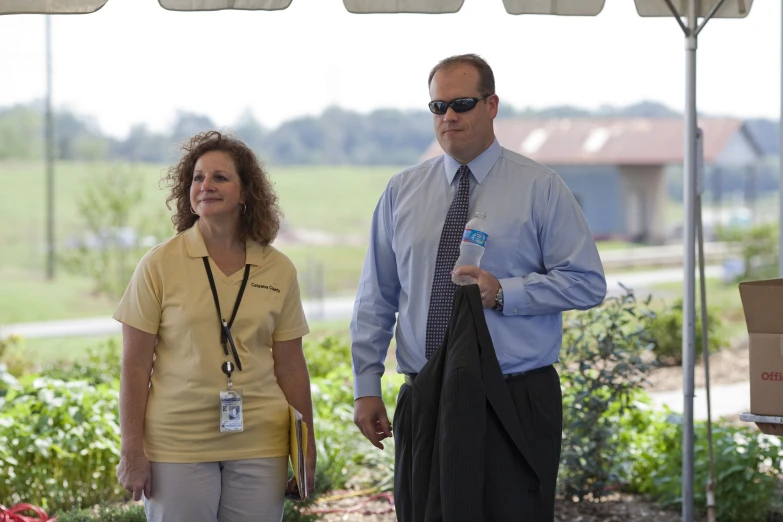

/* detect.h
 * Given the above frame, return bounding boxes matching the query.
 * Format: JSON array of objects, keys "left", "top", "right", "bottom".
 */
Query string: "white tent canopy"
[
  {"left": 0, "top": 1, "right": 768, "bottom": 521},
  {"left": 0, "top": 0, "right": 752, "bottom": 15},
  {"left": 636, "top": 0, "right": 749, "bottom": 17},
  {"left": 0, "top": 0, "right": 107, "bottom": 14},
  {"left": 0, "top": 0, "right": 599, "bottom": 14},
  {"left": 160, "top": 0, "right": 291, "bottom": 11}
]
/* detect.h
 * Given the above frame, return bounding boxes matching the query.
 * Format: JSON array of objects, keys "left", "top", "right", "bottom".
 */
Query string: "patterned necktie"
[{"left": 425, "top": 165, "right": 471, "bottom": 359}]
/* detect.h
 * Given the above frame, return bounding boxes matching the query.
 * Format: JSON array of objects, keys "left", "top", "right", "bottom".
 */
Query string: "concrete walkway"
[
  {"left": 0, "top": 265, "right": 720, "bottom": 340},
  {"left": 647, "top": 381, "right": 750, "bottom": 421}
]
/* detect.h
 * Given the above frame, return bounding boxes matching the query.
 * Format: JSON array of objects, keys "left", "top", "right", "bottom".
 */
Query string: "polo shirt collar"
[{"left": 184, "top": 221, "right": 267, "bottom": 266}]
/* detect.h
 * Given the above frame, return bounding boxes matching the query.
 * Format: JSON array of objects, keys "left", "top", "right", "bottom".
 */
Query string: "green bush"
[
  {"left": 0, "top": 359, "right": 19, "bottom": 398},
  {"left": 304, "top": 336, "right": 352, "bottom": 380},
  {"left": 558, "top": 288, "right": 657, "bottom": 500},
  {"left": 646, "top": 299, "right": 726, "bottom": 366},
  {"left": 307, "top": 336, "right": 400, "bottom": 494},
  {"left": 0, "top": 335, "right": 30, "bottom": 378},
  {"left": 0, "top": 335, "right": 397, "bottom": 518},
  {"left": 54, "top": 504, "right": 145, "bottom": 522},
  {"left": 0, "top": 335, "right": 10, "bottom": 360},
  {"left": 0, "top": 376, "right": 124, "bottom": 513},
  {"left": 628, "top": 412, "right": 783, "bottom": 522},
  {"left": 284, "top": 336, "right": 401, "bottom": 520},
  {"left": 719, "top": 223, "right": 780, "bottom": 282},
  {"left": 41, "top": 340, "right": 121, "bottom": 386}
]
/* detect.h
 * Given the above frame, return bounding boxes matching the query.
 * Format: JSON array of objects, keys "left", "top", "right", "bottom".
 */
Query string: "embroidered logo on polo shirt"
[{"left": 251, "top": 282, "right": 281, "bottom": 293}]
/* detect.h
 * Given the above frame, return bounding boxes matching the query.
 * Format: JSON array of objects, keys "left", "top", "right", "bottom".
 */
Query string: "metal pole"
[
  {"left": 45, "top": 16, "right": 55, "bottom": 279},
  {"left": 696, "top": 195, "right": 717, "bottom": 522},
  {"left": 779, "top": 0, "right": 783, "bottom": 277},
  {"left": 694, "top": 127, "right": 718, "bottom": 521},
  {"left": 682, "top": 2, "right": 698, "bottom": 521}
]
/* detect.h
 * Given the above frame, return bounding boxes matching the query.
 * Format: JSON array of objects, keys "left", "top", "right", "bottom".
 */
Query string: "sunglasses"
[{"left": 428, "top": 95, "right": 490, "bottom": 115}]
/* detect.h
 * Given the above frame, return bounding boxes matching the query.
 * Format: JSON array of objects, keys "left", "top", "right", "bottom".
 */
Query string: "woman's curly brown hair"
[{"left": 163, "top": 131, "right": 282, "bottom": 246}]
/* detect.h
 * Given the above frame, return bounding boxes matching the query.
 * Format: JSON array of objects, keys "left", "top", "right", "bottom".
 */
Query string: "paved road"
[{"left": 0, "top": 265, "right": 722, "bottom": 340}]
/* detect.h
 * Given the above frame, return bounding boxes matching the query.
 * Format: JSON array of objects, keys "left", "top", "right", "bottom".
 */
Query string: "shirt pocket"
[{"left": 479, "top": 220, "right": 521, "bottom": 277}]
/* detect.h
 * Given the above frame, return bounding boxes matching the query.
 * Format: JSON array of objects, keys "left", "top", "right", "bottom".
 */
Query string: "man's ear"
[{"left": 488, "top": 94, "right": 500, "bottom": 119}]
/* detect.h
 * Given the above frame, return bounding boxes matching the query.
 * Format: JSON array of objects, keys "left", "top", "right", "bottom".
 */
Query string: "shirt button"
[
  {"left": 528, "top": 487, "right": 538, "bottom": 496},
  {"left": 513, "top": 308, "right": 518, "bottom": 314}
]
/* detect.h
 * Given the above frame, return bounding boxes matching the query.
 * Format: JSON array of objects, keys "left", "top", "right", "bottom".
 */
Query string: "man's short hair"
[{"left": 428, "top": 54, "right": 495, "bottom": 96}]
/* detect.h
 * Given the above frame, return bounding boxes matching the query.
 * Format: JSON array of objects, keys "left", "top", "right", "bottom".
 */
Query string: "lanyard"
[{"left": 202, "top": 257, "right": 250, "bottom": 374}]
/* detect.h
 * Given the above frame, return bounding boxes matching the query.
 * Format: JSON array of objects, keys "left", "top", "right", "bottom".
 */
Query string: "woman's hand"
[
  {"left": 284, "top": 444, "right": 317, "bottom": 502},
  {"left": 305, "top": 443, "right": 317, "bottom": 497},
  {"left": 116, "top": 450, "right": 152, "bottom": 501},
  {"left": 273, "top": 337, "right": 318, "bottom": 501}
]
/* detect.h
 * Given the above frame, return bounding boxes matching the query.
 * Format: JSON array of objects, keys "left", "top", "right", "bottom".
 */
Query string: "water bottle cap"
[{"left": 474, "top": 211, "right": 486, "bottom": 219}]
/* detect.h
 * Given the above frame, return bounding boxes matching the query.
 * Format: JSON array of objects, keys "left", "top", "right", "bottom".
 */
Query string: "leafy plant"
[
  {"left": 0, "top": 376, "right": 124, "bottom": 513},
  {"left": 629, "top": 412, "right": 783, "bottom": 522},
  {"left": 283, "top": 497, "right": 321, "bottom": 522},
  {"left": 0, "top": 335, "right": 30, "bottom": 378},
  {"left": 282, "top": 336, "right": 401, "bottom": 520},
  {"left": 305, "top": 336, "right": 400, "bottom": 493},
  {"left": 646, "top": 299, "right": 726, "bottom": 366},
  {"left": 41, "top": 339, "right": 121, "bottom": 386},
  {"left": 558, "top": 287, "right": 658, "bottom": 500},
  {"left": 0, "top": 335, "right": 22, "bottom": 396},
  {"left": 0, "top": 335, "right": 11, "bottom": 360},
  {"left": 304, "top": 336, "right": 352, "bottom": 380},
  {"left": 0, "top": 335, "right": 401, "bottom": 517},
  {"left": 0, "top": 363, "right": 18, "bottom": 399}
]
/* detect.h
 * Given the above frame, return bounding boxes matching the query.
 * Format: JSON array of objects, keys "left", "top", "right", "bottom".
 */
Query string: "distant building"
[{"left": 420, "top": 118, "right": 762, "bottom": 244}]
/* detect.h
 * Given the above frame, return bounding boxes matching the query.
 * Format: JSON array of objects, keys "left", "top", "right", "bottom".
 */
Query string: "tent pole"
[
  {"left": 682, "top": 2, "right": 698, "bottom": 521},
  {"left": 45, "top": 15, "right": 55, "bottom": 280}
]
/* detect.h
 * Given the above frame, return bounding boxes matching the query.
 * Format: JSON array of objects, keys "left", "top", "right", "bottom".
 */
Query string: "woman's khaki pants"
[{"left": 143, "top": 457, "right": 288, "bottom": 522}]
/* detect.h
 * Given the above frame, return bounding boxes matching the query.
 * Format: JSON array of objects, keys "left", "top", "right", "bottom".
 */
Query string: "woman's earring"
[
  {"left": 242, "top": 203, "right": 247, "bottom": 214},
  {"left": 190, "top": 207, "right": 197, "bottom": 215}
]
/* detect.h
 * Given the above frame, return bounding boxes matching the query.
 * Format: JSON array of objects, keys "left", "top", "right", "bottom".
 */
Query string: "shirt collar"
[
  {"left": 443, "top": 138, "right": 501, "bottom": 185},
  {"left": 184, "top": 221, "right": 267, "bottom": 266}
]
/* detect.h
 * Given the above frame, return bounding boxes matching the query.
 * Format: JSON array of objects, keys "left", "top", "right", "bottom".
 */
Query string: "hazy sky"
[{"left": 1, "top": 0, "right": 780, "bottom": 138}]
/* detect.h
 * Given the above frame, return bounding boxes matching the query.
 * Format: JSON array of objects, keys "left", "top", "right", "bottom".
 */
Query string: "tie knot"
[{"left": 457, "top": 165, "right": 471, "bottom": 185}]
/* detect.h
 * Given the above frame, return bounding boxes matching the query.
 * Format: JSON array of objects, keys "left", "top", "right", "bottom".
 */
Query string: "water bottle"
[{"left": 452, "top": 211, "right": 488, "bottom": 286}]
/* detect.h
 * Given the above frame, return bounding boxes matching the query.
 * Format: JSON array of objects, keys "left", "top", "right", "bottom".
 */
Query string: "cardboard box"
[{"left": 739, "top": 279, "right": 783, "bottom": 434}]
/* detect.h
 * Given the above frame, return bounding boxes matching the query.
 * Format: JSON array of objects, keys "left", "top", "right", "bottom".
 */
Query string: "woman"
[{"left": 114, "top": 131, "right": 316, "bottom": 522}]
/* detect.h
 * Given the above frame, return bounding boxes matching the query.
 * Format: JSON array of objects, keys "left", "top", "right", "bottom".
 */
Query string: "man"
[{"left": 350, "top": 54, "right": 606, "bottom": 519}]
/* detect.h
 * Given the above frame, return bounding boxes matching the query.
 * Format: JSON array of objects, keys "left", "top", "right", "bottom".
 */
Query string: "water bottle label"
[{"left": 461, "top": 228, "right": 487, "bottom": 247}]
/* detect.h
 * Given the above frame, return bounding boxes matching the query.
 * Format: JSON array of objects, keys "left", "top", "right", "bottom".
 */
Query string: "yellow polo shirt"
[{"left": 113, "top": 223, "right": 309, "bottom": 463}]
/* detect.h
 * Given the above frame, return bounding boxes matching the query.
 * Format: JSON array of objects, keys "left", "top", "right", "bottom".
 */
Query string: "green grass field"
[
  {"left": 0, "top": 267, "right": 117, "bottom": 323},
  {"left": 0, "top": 160, "right": 751, "bottom": 331},
  {"left": 0, "top": 161, "right": 398, "bottom": 269},
  {"left": 0, "top": 160, "right": 394, "bottom": 323}
]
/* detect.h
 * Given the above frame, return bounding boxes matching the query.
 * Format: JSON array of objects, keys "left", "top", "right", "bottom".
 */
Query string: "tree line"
[{"left": 0, "top": 100, "right": 777, "bottom": 166}]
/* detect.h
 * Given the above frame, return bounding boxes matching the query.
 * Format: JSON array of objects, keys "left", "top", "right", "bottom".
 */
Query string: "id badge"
[{"left": 220, "top": 388, "right": 244, "bottom": 433}]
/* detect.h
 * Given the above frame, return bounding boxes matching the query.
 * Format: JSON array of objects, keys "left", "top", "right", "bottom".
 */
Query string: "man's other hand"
[{"left": 354, "top": 396, "right": 393, "bottom": 450}]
